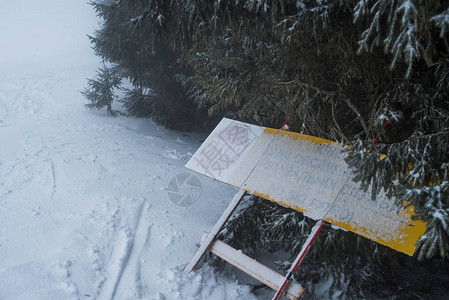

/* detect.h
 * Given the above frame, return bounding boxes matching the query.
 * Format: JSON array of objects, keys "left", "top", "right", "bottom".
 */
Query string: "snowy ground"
[
  {"left": 0, "top": 1, "right": 273, "bottom": 298},
  {"left": 0, "top": 61, "right": 271, "bottom": 299}
]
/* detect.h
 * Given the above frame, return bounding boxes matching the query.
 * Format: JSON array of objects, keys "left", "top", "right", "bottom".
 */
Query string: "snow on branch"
[
  {"left": 431, "top": 8, "right": 449, "bottom": 38},
  {"left": 354, "top": 0, "right": 422, "bottom": 78},
  {"left": 389, "top": 0, "right": 419, "bottom": 78}
]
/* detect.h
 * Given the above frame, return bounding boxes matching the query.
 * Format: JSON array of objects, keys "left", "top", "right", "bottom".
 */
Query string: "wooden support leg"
[
  {"left": 203, "top": 233, "right": 304, "bottom": 300},
  {"left": 183, "top": 189, "right": 246, "bottom": 274}
]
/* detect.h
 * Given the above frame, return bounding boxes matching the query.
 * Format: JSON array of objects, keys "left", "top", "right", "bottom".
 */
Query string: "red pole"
[
  {"left": 274, "top": 105, "right": 323, "bottom": 299},
  {"left": 281, "top": 117, "right": 290, "bottom": 130},
  {"left": 373, "top": 119, "right": 389, "bottom": 144},
  {"left": 272, "top": 219, "right": 324, "bottom": 300}
]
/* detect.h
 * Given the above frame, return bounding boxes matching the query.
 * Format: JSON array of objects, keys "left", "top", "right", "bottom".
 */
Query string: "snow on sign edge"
[{"left": 186, "top": 118, "right": 427, "bottom": 256}]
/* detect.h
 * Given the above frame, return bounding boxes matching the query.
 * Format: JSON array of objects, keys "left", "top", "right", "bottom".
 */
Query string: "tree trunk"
[{"left": 107, "top": 101, "right": 114, "bottom": 116}]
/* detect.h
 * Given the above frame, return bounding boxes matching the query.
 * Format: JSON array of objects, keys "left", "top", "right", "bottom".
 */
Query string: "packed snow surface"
[
  {"left": 0, "top": 61, "right": 268, "bottom": 300},
  {"left": 0, "top": 1, "right": 265, "bottom": 299}
]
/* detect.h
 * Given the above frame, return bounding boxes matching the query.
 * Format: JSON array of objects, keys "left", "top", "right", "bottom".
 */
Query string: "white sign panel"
[{"left": 186, "top": 118, "right": 427, "bottom": 255}]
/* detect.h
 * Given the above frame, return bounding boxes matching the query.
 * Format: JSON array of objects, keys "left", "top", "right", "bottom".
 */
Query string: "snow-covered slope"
[
  {"left": 0, "top": 61, "right": 265, "bottom": 299},
  {"left": 0, "top": 2, "right": 274, "bottom": 298}
]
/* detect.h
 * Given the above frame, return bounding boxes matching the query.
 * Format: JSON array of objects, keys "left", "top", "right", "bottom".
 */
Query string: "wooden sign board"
[{"left": 186, "top": 118, "right": 427, "bottom": 256}]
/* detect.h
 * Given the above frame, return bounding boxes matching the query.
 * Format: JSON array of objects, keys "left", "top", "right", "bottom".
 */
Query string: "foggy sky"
[{"left": 0, "top": 0, "right": 99, "bottom": 66}]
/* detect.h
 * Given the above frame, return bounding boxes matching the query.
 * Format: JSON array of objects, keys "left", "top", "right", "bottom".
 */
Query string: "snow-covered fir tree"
[
  {"left": 81, "top": 64, "right": 121, "bottom": 115},
  {"left": 85, "top": 0, "right": 449, "bottom": 297},
  {"left": 120, "top": 87, "right": 155, "bottom": 118},
  {"left": 87, "top": 0, "right": 204, "bottom": 130}
]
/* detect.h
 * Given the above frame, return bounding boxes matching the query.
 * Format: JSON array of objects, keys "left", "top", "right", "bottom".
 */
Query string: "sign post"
[
  {"left": 183, "top": 189, "right": 246, "bottom": 274},
  {"left": 184, "top": 118, "right": 428, "bottom": 298},
  {"left": 272, "top": 219, "right": 323, "bottom": 300}
]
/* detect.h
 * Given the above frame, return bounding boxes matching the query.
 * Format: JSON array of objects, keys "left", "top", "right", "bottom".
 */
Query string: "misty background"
[{"left": 0, "top": 0, "right": 98, "bottom": 66}]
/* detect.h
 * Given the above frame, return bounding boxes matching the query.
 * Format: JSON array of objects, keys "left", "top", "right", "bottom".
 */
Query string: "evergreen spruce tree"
[
  {"left": 120, "top": 87, "right": 154, "bottom": 118},
  {"left": 87, "top": 0, "right": 204, "bottom": 130},
  {"left": 177, "top": 0, "right": 449, "bottom": 297},
  {"left": 85, "top": 0, "right": 449, "bottom": 297},
  {"left": 81, "top": 64, "right": 121, "bottom": 115}
]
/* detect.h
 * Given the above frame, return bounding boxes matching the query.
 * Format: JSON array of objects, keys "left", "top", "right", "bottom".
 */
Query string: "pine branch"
[
  {"left": 344, "top": 98, "right": 370, "bottom": 139},
  {"left": 380, "top": 128, "right": 449, "bottom": 146},
  {"left": 266, "top": 80, "right": 337, "bottom": 96},
  {"left": 331, "top": 98, "right": 348, "bottom": 142}
]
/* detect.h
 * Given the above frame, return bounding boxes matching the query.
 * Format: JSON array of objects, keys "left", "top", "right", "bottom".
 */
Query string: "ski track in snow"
[
  {"left": 0, "top": 62, "right": 269, "bottom": 300},
  {"left": 98, "top": 199, "right": 150, "bottom": 300}
]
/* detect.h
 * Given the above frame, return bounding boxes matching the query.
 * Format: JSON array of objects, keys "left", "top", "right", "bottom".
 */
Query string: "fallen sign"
[{"left": 183, "top": 118, "right": 428, "bottom": 297}]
